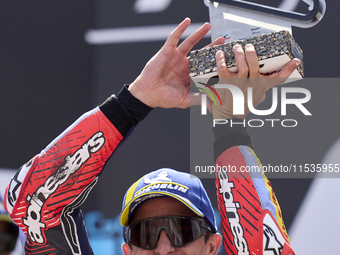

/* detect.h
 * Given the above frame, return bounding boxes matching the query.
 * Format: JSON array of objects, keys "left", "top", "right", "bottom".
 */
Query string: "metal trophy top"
[{"left": 204, "top": 0, "right": 326, "bottom": 42}]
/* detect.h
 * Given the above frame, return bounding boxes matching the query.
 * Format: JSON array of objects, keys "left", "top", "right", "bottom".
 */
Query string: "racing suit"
[
  {"left": 213, "top": 125, "right": 295, "bottom": 255},
  {"left": 4, "top": 85, "right": 294, "bottom": 255}
]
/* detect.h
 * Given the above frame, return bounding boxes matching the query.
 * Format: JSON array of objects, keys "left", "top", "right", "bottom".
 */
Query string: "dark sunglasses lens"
[
  {"left": 128, "top": 220, "right": 159, "bottom": 249},
  {"left": 168, "top": 218, "right": 202, "bottom": 246},
  {"left": 127, "top": 217, "right": 205, "bottom": 249}
]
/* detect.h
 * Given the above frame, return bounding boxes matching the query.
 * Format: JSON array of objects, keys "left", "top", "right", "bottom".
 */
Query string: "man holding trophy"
[{"left": 4, "top": 0, "right": 325, "bottom": 254}]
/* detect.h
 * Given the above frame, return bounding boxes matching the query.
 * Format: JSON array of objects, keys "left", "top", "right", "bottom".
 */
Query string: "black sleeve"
[
  {"left": 99, "top": 85, "right": 153, "bottom": 137},
  {"left": 213, "top": 119, "right": 253, "bottom": 162}
]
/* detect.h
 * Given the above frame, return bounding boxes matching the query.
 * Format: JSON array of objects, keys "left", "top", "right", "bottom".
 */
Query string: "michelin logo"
[
  {"left": 23, "top": 132, "right": 105, "bottom": 243},
  {"left": 134, "top": 183, "right": 188, "bottom": 197},
  {"left": 134, "top": 171, "right": 189, "bottom": 197}
]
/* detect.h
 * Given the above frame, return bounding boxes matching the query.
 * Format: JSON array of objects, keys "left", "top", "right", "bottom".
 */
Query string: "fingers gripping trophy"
[{"left": 189, "top": 0, "right": 326, "bottom": 81}]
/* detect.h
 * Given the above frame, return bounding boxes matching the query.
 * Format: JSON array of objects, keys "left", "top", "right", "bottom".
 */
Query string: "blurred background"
[{"left": 0, "top": 0, "right": 339, "bottom": 254}]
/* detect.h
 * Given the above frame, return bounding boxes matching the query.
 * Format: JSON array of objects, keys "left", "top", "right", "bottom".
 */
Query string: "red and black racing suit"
[
  {"left": 4, "top": 85, "right": 295, "bottom": 255},
  {"left": 213, "top": 124, "right": 295, "bottom": 255}
]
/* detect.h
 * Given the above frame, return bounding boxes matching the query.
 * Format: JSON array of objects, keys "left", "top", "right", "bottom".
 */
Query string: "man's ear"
[
  {"left": 122, "top": 242, "right": 132, "bottom": 255},
  {"left": 208, "top": 233, "right": 222, "bottom": 255}
]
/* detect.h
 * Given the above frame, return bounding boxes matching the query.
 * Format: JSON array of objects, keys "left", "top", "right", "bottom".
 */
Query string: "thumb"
[
  {"left": 274, "top": 58, "right": 301, "bottom": 81},
  {"left": 265, "top": 58, "right": 301, "bottom": 89}
]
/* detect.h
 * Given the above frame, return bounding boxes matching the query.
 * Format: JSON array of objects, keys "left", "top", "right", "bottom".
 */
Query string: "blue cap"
[{"left": 120, "top": 168, "right": 217, "bottom": 233}]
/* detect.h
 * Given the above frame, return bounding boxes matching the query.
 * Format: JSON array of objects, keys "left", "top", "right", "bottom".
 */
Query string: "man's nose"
[{"left": 153, "top": 230, "right": 176, "bottom": 254}]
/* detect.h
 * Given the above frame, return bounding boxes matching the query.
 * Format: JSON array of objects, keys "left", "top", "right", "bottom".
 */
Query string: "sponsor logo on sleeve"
[
  {"left": 263, "top": 213, "right": 286, "bottom": 255},
  {"left": 6, "top": 160, "right": 33, "bottom": 214},
  {"left": 263, "top": 224, "right": 283, "bottom": 255},
  {"left": 218, "top": 170, "right": 249, "bottom": 255},
  {"left": 23, "top": 131, "right": 105, "bottom": 244}
]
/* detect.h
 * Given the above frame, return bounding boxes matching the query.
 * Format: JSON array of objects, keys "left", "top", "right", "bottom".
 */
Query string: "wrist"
[
  {"left": 213, "top": 120, "right": 253, "bottom": 162},
  {"left": 128, "top": 80, "right": 154, "bottom": 108},
  {"left": 117, "top": 85, "right": 153, "bottom": 124}
]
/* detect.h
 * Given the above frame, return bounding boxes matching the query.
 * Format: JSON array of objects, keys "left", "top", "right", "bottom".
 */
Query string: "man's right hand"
[{"left": 128, "top": 18, "right": 224, "bottom": 109}]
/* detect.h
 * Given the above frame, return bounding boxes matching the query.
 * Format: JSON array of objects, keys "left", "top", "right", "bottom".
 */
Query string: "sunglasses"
[{"left": 125, "top": 216, "right": 211, "bottom": 250}]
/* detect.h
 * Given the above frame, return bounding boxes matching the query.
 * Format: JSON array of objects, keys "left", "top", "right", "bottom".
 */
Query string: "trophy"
[{"left": 189, "top": 0, "right": 326, "bottom": 81}]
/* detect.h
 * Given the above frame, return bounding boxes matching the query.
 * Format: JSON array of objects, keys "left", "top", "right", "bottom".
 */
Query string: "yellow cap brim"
[{"left": 120, "top": 191, "right": 204, "bottom": 227}]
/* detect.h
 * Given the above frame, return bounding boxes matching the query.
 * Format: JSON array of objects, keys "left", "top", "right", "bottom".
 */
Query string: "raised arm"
[
  {"left": 4, "top": 88, "right": 151, "bottom": 255},
  {"left": 212, "top": 45, "right": 299, "bottom": 255},
  {"left": 3, "top": 18, "right": 222, "bottom": 255}
]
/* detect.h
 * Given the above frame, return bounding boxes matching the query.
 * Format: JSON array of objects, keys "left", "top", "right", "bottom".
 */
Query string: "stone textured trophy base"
[{"left": 189, "top": 30, "right": 303, "bottom": 79}]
